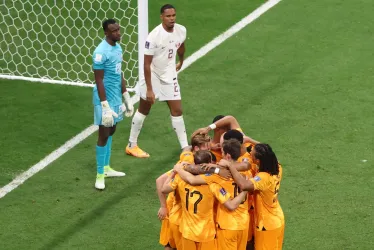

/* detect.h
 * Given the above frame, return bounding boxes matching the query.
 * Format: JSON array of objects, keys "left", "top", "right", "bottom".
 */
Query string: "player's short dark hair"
[
  {"left": 222, "top": 139, "right": 241, "bottom": 161},
  {"left": 102, "top": 19, "right": 117, "bottom": 31},
  {"left": 254, "top": 144, "right": 279, "bottom": 175},
  {"left": 212, "top": 115, "right": 225, "bottom": 123},
  {"left": 210, "top": 151, "right": 217, "bottom": 163},
  {"left": 194, "top": 150, "right": 212, "bottom": 165},
  {"left": 160, "top": 4, "right": 175, "bottom": 14},
  {"left": 223, "top": 129, "right": 244, "bottom": 144}
]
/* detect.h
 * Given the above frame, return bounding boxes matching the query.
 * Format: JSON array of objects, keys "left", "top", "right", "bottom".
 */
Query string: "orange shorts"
[
  {"left": 159, "top": 219, "right": 170, "bottom": 246},
  {"left": 216, "top": 227, "right": 248, "bottom": 250},
  {"left": 169, "top": 222, "right": 182, "bottom": 249},
  {"left": 181, "top": 237, "right": 217, "bottom": 250},
  {"left": 255, "top": 224, "right": 285, "bottom": 250}
]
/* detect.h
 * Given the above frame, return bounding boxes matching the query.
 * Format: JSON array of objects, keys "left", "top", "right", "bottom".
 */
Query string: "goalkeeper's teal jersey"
[{"left": 92, "top": 39, "right": 123, "bottom": 106}]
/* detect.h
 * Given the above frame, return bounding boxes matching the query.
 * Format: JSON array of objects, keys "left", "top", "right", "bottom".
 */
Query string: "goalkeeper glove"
[
  {"left": 122, "top": 91, "right": 134, "bottom": 117},
  {"left": 101, "top": 101, "right": 118, "bottom": 127}
]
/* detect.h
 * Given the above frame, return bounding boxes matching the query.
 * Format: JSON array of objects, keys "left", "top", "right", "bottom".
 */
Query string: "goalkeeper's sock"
[
  {"left": 128, "top": 110, "right": 146, "bottom": 148},
  {"left": 96, "top": 145, "right": 106, "bottom": 174},
  {"left": 171, "top": 115, "right": 189, "bottom": 149},
  {"left": 104, "top": 136, "right": 113, "bottom": 166}
]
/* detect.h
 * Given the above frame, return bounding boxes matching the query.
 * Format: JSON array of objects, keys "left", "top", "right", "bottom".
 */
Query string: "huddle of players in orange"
[{"left": 156, "top": 115, "right": 285, "bottom": 250}]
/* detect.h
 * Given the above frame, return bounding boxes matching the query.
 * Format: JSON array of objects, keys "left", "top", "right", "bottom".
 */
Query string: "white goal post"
[{"left": 0, "top": 0, "right": 148, "bottom": 91}]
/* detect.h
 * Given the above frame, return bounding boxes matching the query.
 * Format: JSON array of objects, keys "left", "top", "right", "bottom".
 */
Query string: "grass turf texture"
[{"left": 1, "top": 0, "right": 374, "bottom": 249}]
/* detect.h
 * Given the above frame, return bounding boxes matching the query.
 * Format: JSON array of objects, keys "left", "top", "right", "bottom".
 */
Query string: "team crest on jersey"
[
  {"left": 145, "top": 41, "right": 150, "bottom": 49},
  {"left": 220, "top": 188, "right": 227, "bottom": 196},
  {"left": 175, "top": 42, "right": 180, "bottom": 48},
  {"left": 242, "top": 158, "right": 249, "bottom": 163},
  {"left": 254, "top": 176, "right": 261, "bottom": 182}
]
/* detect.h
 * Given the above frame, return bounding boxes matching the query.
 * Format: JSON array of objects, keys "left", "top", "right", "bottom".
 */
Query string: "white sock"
[
  {"left": 128, "top": 110, "right": 147, "bottom": 148},
  {"left": 171, "top": 115, "right": 189, "bottom": 149}
]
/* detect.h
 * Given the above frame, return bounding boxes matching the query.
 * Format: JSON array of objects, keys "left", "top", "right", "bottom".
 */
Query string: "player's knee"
[{"left": 170, "top": 108, "right": 183, "bottom": 117}]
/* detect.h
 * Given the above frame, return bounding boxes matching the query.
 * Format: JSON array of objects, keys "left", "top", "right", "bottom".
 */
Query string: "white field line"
[{"left": 0, "top": 0, "right": 281, "bottom": 199}]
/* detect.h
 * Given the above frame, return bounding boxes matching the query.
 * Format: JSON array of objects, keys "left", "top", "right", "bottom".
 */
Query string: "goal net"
[{"left": 0, "top": 0, "right": 148, "bottom": 89}]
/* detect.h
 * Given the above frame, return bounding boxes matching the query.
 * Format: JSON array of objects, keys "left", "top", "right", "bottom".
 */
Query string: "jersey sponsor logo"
[
  {"left": 94, "top": 54, "right": 102, "bottom": 62},
  {"left": 254, "top": 176, "right": 261, "bottom": 182},
  {"left": 145, "top": 41, "right": 150, "bottom": 49},
  {"left": 220, "top": 188, "right": 227, "bottom": 196}
]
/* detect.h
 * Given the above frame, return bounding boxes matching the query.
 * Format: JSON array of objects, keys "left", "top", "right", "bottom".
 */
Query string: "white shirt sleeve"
[
  {"left": 144, "top": 31, "right": 158, "bottom": 56},
  {"left": 180, "top": 26, "right": 187, "bottom": 44}
]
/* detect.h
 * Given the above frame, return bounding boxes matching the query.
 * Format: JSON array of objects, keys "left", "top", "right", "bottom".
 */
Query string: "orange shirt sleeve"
[
  {"left": 179, "top": 152, "right": 194, "bottom": 164},
  {"left": 169, "top": 174, "right": 181, "bottom": 190},
  {"left": 209, "top": 183, "right": 231, "bottom": 204},
  {"left": 250, "top": 173, "right": 268, "bottom": 191}
]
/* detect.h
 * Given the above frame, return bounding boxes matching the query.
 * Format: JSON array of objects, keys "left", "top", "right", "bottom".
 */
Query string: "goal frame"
[{"left": 0, "top": 0, "right": 148, "bottom": 92}]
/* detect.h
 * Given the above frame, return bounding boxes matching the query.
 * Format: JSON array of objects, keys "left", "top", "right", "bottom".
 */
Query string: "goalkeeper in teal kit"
[{"left": 92, "top": 19, "right": 134, "bottom": 190}]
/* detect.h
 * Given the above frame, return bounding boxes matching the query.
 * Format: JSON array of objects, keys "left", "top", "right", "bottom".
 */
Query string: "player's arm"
[
  {"left": 176, "top": 43, "right": 185, "bottom": 71},
  {"left": 183, "top": 163, "right": 232, "bottom": 179},
  {"left": 161, "top": 171, "right": 176, "bottom": 194},
  {"left": 94, "top": 69, "right": 106, "bottom": 101},
  {"left": 210, "top": 183, "right": 248, "bottom": 211},
  {"left": 143, "top": 36, "right": 156, "bottom": 104},
  {"left": 243, "top": 135, "right": 260, "bottom": 145},
  {"left": 156, "top": 173, "right": 168, "bottom": 208},
  {"left": 144, "top": 54, "right": 153, "bottom": 92},
  {"left": 191, "top": 115, "right": 240, "bottom": 136},
  {"left": 218, "top": 159, "right": 250, "bottom": 171},
  {"left": 223, "top": 190, "right": 248, "bottom": 211},
  {"left": 174, "top": 165, "right": 206, "bottom": 185},
  {"left": 228, "top": 163, "right": 254, "bottom": 192}
]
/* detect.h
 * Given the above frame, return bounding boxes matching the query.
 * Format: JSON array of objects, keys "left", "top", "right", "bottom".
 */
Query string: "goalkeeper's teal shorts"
[{"left": 94, "top": 104, "right": 123, "bottom": 126}]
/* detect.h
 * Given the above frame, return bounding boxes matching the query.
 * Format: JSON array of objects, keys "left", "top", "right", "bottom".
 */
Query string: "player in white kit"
[{"left": 126, "top": 4, "right": 189, "bottom": 158}]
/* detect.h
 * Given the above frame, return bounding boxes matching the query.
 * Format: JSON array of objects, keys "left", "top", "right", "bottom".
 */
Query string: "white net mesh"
[{"left": 0, "top": 0, "right": 139, "bottom": 87}]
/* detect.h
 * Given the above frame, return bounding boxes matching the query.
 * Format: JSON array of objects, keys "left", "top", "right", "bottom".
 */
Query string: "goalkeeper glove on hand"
[
  {"left": 101, "top": 101, "right": 118, "bottom": 127},
  {"left": 122, "top": 91, "right": 134, "bottom": 117}
]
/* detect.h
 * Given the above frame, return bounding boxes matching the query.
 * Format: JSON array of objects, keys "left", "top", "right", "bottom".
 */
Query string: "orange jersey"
[
  {"left": 168, "top": 151, "right": 195, "bottom": 225},
  {"left": 250, "top": 171, "right": 284, "bottom": 231},
  {"left": 201, "top": 172, "right": 251, "bottom": 230},
  {"left": 170, "top": 175, "right": 230, "bottom": 242},
  {"left": 210, "top": 148, "right": 222, "bottom": 162},
  {"left": 178, "top": 150, "right": 194, "bottom": 164}
]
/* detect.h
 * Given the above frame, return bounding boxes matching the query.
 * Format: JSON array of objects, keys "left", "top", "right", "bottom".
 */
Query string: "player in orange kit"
[
  {"left": 192, "top": 115, "right": 260, "bottom": 162},
  {"left": 162, "top": 150, "right": 248, "bottom": 250},
  {"left": 227, "top": 143, "right": 285, "bottom": 250},
  {"left": 156, "top": 133, "right": 210, "bottom": 249},
  {"left": 176, "top": 139, "right": 251, "bottom": 250}
]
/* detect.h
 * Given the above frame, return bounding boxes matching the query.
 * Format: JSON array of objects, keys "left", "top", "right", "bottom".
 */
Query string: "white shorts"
[{"left": 139, "top": 71, "right": 181, "bottom": 101}]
